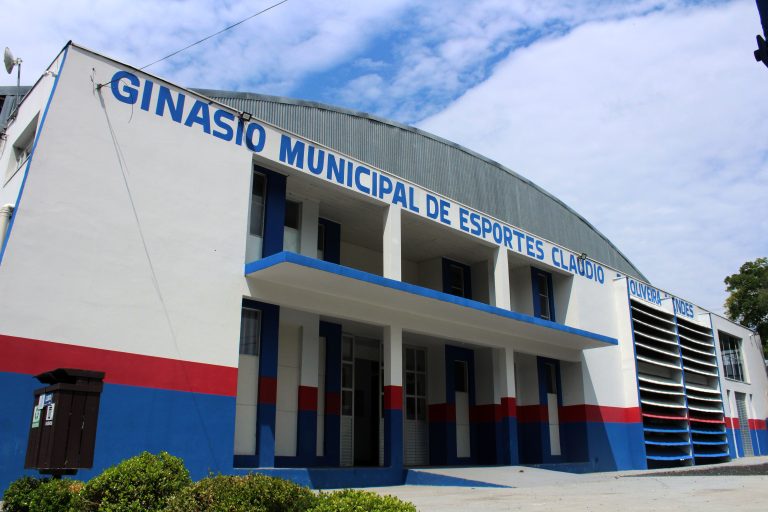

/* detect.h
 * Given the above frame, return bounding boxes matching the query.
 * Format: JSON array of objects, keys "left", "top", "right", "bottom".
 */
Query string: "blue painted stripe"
[
  {"left": 0, "top": 371, "right": 235, "bottom": 492},
  {"left": 0, "top": 46, "right": 69, "bottom": 265},
  {"left": 245, "top": 252, "right": 618, "bottom": 346},
  {"left": 646, "top": 454, "right": 693, "bottom": 461}
]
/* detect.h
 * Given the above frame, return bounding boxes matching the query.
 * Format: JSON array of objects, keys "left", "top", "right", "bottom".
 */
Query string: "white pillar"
[
  {"left": 0, "top": 204, "right": 13, "bottom": 247},
  {"left": 300, "top": 314, "right": 320, "bottom": 389},
  {"left": 493, "top": 346, "right": 516, "bottom": 403},
  {"left": 491, "top": 247, "right": 511, "bottom": 309},
  {"left": 299, "top": 200, "right": 319, "bottom": 258},
  {"left": 383, "top": 324, "right": 403, "bottom": 468},
  {"left": 383, "top": 206, "right": 401, "bottom": 280}
]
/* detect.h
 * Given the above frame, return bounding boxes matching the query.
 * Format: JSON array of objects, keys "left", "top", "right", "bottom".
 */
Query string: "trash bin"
[{"left": 24, "top": 368, "right": 105, "bottom": 476}]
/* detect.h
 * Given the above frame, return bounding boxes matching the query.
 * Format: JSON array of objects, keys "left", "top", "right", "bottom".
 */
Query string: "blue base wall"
[{"left": 0, "top": 371, "right": 236, "bottom": 492}]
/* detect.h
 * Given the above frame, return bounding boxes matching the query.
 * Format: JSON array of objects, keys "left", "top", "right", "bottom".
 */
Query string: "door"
[
  {"left": 735, "top": 393, "right": 754, "bottom": 456},
  {"left": 455, "top": 360, "right": 471, "bottom": 458},
  {"left": 339, "top": 335, "right": 382, "bottom": 467},
  {"left": 404, "top": 347, "right": 428, "bottom": 465}
]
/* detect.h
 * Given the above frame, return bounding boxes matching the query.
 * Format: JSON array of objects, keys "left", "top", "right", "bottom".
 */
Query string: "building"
[{"left": 0, "top": 43, "right": 766, "bottom": 490}]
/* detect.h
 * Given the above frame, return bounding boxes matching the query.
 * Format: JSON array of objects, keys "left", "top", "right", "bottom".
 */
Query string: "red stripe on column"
[
  {"left": 749, "top": 419, "right": 767, "bottom": 430},
  {"left": 258, "top": 376, "right": 277, "bottom": 404},
  {"left": 428, "top": 403, "right": 455, "bottom": 422},
  {"left": 383, "top": 385, "right": 402, "bottom": 410},
  {"left": 298, "top": 386, "right": 318, "bottom": 411},
  {"left": 501, "top": 397, "right": 517, "bottom": 418},
  {"left": 560, "top": 405, "right": 642, "bottom": 423},
  {"left": 725, "top": 417, "right": 739, "bottom": 429},
  {"left": 325, "top": 391, "right": 340, "bottom": 415},
  {"left": 517, "top": 404, "right": 548, "bottom": 423},
  {"left": 0, "top": 334, "right": 237, "bottom": 396}
]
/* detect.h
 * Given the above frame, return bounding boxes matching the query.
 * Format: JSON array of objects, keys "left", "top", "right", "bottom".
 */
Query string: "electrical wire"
[
  {"left": 140, "top": 0, "right": 288, "bottom": 70},
  {"left": 97, "top": 0, "right": 288, "bottom": 89}
]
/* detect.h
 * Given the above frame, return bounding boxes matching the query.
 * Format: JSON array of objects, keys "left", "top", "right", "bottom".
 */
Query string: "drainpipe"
[{"left": 0, "top": 204, "right": 14, "bottom": 248}]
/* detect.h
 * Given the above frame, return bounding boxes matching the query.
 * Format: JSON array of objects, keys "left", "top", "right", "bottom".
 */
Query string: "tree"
[{"left": 724, "top": 257, "right": 768, "bottom": 356}]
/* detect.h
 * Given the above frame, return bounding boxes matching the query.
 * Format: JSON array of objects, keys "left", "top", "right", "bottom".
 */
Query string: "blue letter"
[
  {"left": 212, "top": 110, "right": 234, "bottom": 141},
  {"left": 279, "top": 135, "right": 305, "bottom": 168},
  {"left": 245, "top": 123, "right": 266, "bottom": 152},
  {"left": 184, "top": 100, "right": 211, "bottom": 134},
  {"left": 111, "top": 70, "right": 139, "bottom": 104}
]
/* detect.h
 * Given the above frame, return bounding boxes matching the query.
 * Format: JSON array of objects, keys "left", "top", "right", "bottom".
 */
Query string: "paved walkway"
[{"left": 369, "top": 456, "right": 768, "bottom": 511}]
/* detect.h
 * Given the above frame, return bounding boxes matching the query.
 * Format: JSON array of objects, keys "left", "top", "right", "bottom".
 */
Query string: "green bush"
[
  {"left": 80, "top": 451, "right": 190, "bottom": 512},
  {"left": 27, "top": 479, "right": 86, "bottom": 512},
  {"left": 2, "top": 476, "right": 43, "bottom": 512},
  {"left": 163, "top": 473, "right": 318, "bottom": 512},
  {"left": 310, "top": 489, "right": 417, "bottom": 512},
  {"left": 2, "top": 477, "right": 85, "bottom": 512}
]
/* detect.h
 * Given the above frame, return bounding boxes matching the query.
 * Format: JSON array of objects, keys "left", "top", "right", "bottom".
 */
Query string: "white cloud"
[{"left": 418, "top": 0, "right": 768, "bottom": 312}]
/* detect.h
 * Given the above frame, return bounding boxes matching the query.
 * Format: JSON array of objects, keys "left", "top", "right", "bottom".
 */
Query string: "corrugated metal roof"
[
  {"left": 1, "top": 84, "right": 644, "bottom": 278},
  {"left": 196, "top": 88, "right": 645, "bottom": 279}
]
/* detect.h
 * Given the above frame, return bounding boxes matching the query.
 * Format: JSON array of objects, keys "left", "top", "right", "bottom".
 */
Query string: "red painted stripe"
[
  {"left": 383, "top": 385, "right": 402, "bottom": 410},
  {"left": 325, "top": 391, "right": 340, "bottom": 415},
  {"left": 642, "top": 412, "right": 688, "bottom": 421},
  {"left": 298, "top": 386, "right": 317, "bottom": 412},
  {"left": 501, "top": 397, "right": 517, "bottom": 418},
  {"left": 748, "top": 419, "right": 767, "bottom": 430},
  {"left": 0, "top": 334, "right": 237, "bottom": 396},
  {"left": 428, "top": 403, "right": 455, "bottom": 422},
  {"left": 517, "top": 404, "right": 548, "bottom": 423},
  {"left": 689, "top": 416, "right": 724, "bottom": 424},
  {"left": 725, "top": 417, "right": 740, "bottom": 429},
  {"left": 258, "top": 377, "right": 277, "bottom": 404},
  {"left": 469, "top": 404, "right": 498, "bottom": 423},
  {"left": 560, "top": 405, "right": 642, "bottom": 424}
]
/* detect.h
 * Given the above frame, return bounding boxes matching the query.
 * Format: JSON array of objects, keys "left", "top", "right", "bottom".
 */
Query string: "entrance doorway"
[{"left": 340, "top": 335, "right": 382, "bottom": 467}]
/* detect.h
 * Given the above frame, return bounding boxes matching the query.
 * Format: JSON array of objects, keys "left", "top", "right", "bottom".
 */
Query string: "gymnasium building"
[{"left": 0, "top": 43, "right": 765, "bottom": 489}]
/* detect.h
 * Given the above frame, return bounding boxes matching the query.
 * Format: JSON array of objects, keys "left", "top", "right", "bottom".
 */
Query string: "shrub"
[
  {"left": 27, "top": 479, "right": 85, "bottom": 512},
  {"left": 80, "top": 451, "right": 190, "bottom": 511},
  {"left": 310, "top": 489, "right": 417, "bottom": 512},
  {"left": 163, "top": 473, "right": 318, "bottom": 512},
  {"left": 2, "top": 476, "right": 43, "bottom": 512},
  {"left": 2, "top": 477, "right": 85, "bottom": 512}
]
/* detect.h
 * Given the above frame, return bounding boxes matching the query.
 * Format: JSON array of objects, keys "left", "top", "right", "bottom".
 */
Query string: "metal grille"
[{"left": 735, "top": 393, "right": 754, "bottom": 457}]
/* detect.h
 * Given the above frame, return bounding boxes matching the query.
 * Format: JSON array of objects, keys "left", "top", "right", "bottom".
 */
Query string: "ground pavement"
[{"left": 368, "top": 456, "right": 768, "bottom": 511}]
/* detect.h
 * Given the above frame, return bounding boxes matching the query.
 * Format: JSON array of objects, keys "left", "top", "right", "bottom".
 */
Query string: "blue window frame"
[
  {"left": 442, "top": 258, "right": 472, "bottom": 299},
  {"left": 531, "top": 268, "right": 555, "bottom": 321}
]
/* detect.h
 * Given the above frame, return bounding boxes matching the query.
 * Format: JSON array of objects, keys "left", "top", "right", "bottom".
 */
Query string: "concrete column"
[
  {"left": 299, "top": 200, "right": 319, "bottom": 258},
  {"left": 297, "top": 313, "right": 320, "bottom": 465},
  {"left": 383, "top": 325, "right": 403, "bottom": 468},
  {"left": 491, "top": 247, "right": 511, "bottom": 309},
  {"left": 493, "top": 346, "right": 518, "bottom": 464},
  {"left": 383, "top": 206, "right": 401, "bottom": 280}
]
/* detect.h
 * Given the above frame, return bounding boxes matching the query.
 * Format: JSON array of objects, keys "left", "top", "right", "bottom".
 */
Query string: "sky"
[{"left": 2, "top": 0, "right": 766, "bottom": 314}]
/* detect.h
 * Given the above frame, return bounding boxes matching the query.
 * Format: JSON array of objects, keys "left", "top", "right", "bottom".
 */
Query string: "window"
[
  {"left": 719, "top": 332, "right": 746, "bottom": 382},
  {"left": 532, "top": 268, "right": 555, "bottom": 321},
  {"left": 405, "top": 347, "right": 427, "bottom": 421},
  {"left": 238, "top": 307, "right": 261, "bottom": 356},
  {"left": 249, "top": 171, "right": 266, "bottom": 237},
  {"left": 454, "top": 360, "right": 468, "bottom": 393},
  {"left": 5, "top": 114, "right": 38, "bottom": 182},
  {"left": 443, "top": 259, "right": 472, "bottom": 299},
  {"left": 284, "top": 200, "right": 300, "bottom": 230},
  {"left": 317, "top": 222, "right": 325, "bottom": 258}
]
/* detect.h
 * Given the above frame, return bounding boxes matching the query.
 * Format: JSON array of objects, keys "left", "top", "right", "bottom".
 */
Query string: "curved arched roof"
[
  {"left": 195, "top": 89, "right": 645, "bottom": 279},
  {"left": 0, "top": 84, "right": 644, "bottom": 278}
]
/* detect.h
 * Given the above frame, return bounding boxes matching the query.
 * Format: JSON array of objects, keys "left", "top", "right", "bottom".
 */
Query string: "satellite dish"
[{"left": 4, "top": 47, "right": 16, "bottom": 74}]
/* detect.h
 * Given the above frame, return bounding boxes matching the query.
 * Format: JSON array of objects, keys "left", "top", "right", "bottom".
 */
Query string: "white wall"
[
  {"left": 0, "top": 47, "right": 250, "bottom": 368},
  {"left": 340, "top": 241, "right": 382, "bottom": 276}
]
